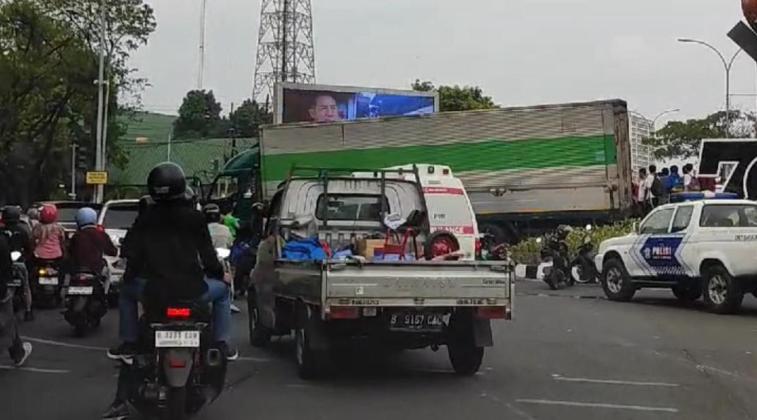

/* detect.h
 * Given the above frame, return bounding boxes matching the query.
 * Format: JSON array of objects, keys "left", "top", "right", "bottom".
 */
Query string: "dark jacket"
[
  {"left": 68, "top": 227, "right": 118, "bottom": 274},
  {"left": 123, "top": 202, "right": 224, "bottom": 300},
  {"left": 0, "top": 233, "right": 11, "bottom": 298},
  {"left": 1, "top": 221, "right": 33, "bottom": 257}
]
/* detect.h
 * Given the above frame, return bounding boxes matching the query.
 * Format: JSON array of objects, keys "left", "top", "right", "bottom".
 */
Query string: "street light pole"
[
  {"left": 70, "top": 144, "right": 77, "bottom": 200},
  {"left": 652, "top": 108, "right": 681, "bottom": 129},
  {"left": 94, "top": 0, "right": 107, "bottom": 203},
  {"left": 678, "top": 38, "right": 742, "bottom": 138}
]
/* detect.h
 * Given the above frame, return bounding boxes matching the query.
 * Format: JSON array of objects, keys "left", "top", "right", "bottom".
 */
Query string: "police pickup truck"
[{"left": 596, "top": 199, "right": 757, "bottom": 313}]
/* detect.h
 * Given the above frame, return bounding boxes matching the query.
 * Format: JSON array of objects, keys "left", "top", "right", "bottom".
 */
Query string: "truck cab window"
[
  {"left": 639, "top": 208, "right": 674, "bottom": 235},
  {"left": 315, "top": 195, "right": 387, "bottom": 222}
]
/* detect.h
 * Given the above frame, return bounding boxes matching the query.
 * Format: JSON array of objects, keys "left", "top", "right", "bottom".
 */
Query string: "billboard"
[{"left": 274, "top": 82, "right": 439, "bottom": 124}]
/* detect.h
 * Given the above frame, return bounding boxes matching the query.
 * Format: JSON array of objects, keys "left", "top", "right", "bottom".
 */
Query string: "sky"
[{"left": 131, "top": 0, "right": 757, "bottom": 126}]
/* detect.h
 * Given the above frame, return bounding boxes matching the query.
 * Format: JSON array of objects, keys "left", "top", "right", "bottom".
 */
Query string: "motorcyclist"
[
  {"left": 203, "top": 203, "right": 233, "bottom": 249},
  {"left": 1, "top": 206, "right": 34, "bottom": 321},
  {"left": 32, "top": 203, "right": 66, "bottom": 264},
  {"left": 68, "top": 208, "right": 118, "bottom": 280},
  {"left": 106, "top": 162, "right": 237, "bottom": 362},
  {"left": 0, "top": 228, "right": 33, "bottom": 366}
]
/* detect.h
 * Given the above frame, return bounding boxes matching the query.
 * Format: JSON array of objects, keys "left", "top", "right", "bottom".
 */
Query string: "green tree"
[
  {"left": 229, "top": 99, "right": 272, "bottom": 138},
  {"left": 643, "top": 111, "right": 755, "bottom": 160},
  {"left": 412, "top": 79, "right": 497, "bottom": 111},
  {"left": 173, "top": 90, "right": 224, "bottom": 139}
]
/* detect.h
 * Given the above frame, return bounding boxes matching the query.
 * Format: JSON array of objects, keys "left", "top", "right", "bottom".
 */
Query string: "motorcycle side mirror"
[{"left": 585, "top": 224, "right": 592, "bottom": 231}]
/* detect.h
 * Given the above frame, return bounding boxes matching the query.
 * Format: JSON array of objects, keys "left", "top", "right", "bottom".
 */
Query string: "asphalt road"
[{"left": 4, "top": 279, "right": 757, "bottom": 420}]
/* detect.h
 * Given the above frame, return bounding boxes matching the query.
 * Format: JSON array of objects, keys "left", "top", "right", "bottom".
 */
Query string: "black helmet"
[
  {"left": 2, "top": 205, "right": 21, "bottom": 224},
  {"left": 147, "top": 162, "right": 187, "bottom": 202},
  {"left": 202, "top": 203, "right": 221, "bottom": 223}
]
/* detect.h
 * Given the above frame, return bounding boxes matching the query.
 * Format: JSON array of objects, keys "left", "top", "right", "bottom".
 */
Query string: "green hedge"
[{"left": 510, "top": 219, "right": 638, "bottom": 265}]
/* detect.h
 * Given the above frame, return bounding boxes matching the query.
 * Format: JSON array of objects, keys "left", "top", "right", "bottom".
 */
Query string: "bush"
[{"left": 509, "top": 219, "right": 638, "bottom": 265}]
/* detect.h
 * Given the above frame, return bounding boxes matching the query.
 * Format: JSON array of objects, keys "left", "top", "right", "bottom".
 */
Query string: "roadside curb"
[{"left": 515, "top": 264, "right": 541, "bottom": 280}]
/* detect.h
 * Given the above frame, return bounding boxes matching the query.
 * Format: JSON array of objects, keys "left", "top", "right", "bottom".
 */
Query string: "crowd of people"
[{"left": 632, "top": 163, "right": 705, "bottom": 217}]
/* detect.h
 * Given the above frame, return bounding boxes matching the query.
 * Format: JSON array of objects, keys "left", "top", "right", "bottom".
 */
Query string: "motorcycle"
[
  {"left": 8, "top": 251, "right": 26, "bottom": 315},
  {"left": 120, "top": 300, "right": 227, "bottom": 420},
  {"left": 216, "top": 248, "right": 240, "bottom": 314},
  {"left": 570, "top": 224, "right": 599, "bottom": 284},
  {"left": 63, "top": 271, "right": 108, "bottom": 336},
  {"left": 33, "top": 259, "right": 62, "bottom": 308},
  {"left": 537, "top": 228, "right": 574, "bottom": 290}
]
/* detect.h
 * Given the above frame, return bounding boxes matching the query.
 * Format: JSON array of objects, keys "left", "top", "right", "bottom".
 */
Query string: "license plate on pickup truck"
[
  {"left": 67, "top": 286, "right": 93, "bottom": 295},
  {"left": 389, "top": 312, "right": 445, "bottom": 332},
  {"left": 39, "top": 277, "right": 58, "bottom": 285},
  {"left": 155, "top": 330, "right": 200, "bottom": 348}
]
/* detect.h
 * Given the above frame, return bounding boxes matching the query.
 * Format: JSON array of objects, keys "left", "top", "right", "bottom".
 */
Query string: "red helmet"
[{"left": 40, "top": 204, "right": 58, "bottom": 224}]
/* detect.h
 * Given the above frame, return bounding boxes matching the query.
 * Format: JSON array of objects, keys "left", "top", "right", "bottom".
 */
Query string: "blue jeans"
[{"left": 118, "top": 278, "right": 231, "bottom": 343}]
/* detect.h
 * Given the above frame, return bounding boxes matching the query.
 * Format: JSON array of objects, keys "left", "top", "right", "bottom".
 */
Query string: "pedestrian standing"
[
  {"left": 635, "top": 168, "right": 648, "bottom": 217},
  {"left": 658, "top": 167, "right": 671, "bottom": 205},
  {"left": 0, "top": 228, "right": 33, "bottom": 367}
]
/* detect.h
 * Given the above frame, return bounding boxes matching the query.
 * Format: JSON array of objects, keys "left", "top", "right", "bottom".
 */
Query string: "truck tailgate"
[{"left": 325, "top": 261, "right": 512, "bottom": 307}]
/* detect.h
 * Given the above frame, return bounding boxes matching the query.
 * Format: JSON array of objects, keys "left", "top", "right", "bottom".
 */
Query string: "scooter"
[
  {"left": 63, "top": 271, "right": 108, "bottom": 336},
  {"left": 216, "top": 247, "right": 240, "bottom": 314},
  {"left": 120, "top": 300, "right": 227, "bottom": 420},
  {"left": 538, "top": 230, "right": 574, "bottom": 290},
  {"left": 570, "top": 224, "right": 599, "bottom": 284},
  {"left": 33, "top": 259, "right": 63, "bottom": 308}
]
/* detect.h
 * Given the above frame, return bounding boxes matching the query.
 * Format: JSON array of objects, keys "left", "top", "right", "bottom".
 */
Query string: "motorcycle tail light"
[{"left": 166, "top": 307, "right": 191, "bottom": 319}]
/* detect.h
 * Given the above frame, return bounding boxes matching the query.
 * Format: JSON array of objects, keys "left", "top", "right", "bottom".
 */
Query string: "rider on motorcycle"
[
  {"left": 1, "top": 206, "right": 34, "bottom": 321},
  {"left": 68, "top": 208, "right": 118, "bottom": 281},
  {"left": 203, "top": 204, "right": 233, "bottom": 249},
  {"left": 106, "top": 162, "right": 237, "bottom": 362},
  {"left": 0, "top": 229, "right": 33, "bottom": 366}
]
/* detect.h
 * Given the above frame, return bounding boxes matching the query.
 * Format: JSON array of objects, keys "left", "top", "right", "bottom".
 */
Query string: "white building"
[{"left": 629, "top": 112, "right": 654, "bottom": 173}]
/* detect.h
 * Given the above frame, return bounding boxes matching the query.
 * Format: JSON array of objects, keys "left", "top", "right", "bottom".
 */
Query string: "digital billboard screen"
[{"left": 274, "top": 82, "right": 439, "bottom": 124}]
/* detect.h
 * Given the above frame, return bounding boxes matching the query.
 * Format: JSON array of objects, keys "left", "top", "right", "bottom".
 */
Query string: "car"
[
  {"left": 97, "top": 199, "right": 139, "bottom": 300},
  {"left": 595, "top": 199, "right": 757, "bottom": 313}
]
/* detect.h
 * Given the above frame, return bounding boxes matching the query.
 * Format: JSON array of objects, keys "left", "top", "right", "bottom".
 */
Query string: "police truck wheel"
[
  {"left": 601, "top": 258, "right": 635, "bottom": 301},
  {"left": 702, "top": 265, "right": 743, "bottom": 314}
]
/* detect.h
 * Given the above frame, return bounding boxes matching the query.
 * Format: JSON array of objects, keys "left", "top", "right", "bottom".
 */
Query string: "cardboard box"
[{"left": 357, "top": 239, "right": 385, "bottom": 259}]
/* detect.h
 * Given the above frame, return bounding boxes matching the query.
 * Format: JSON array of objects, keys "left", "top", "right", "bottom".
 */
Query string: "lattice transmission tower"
[{"left": 252, "top": 0, "right": 316, "bottom": 107}]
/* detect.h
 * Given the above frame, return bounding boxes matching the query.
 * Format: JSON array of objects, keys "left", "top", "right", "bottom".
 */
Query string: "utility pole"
[
  {"left": 69, "top": 144, "right": 77, "bottom": 200},
  {"left": 94, "top": 0, "right": 107, "bottom": 203}
]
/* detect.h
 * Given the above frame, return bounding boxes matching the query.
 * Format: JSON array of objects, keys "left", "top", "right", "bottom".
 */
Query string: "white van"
[{"left": 376, "top": 164, "right": 480, "bottom": 260}]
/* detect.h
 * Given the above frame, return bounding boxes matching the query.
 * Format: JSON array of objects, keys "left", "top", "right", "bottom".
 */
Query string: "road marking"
[
  {"left": 516, "top": 399, "right": 678, "bottom": 413},
  {"left": 237, "top": 356, "right": 270, "bottom": 363},
  {"left": 21, "top": 336, "right": 107, "bottom": 351},
  {"left": 0, "top": 365, "right": 70, "bottom": 374},
  {"left": 552, "top": 374, "right": 679, "bottom": 387}
]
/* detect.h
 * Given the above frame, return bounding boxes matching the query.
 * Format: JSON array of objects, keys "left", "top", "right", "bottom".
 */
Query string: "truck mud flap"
[{"left": 472, "top": 319, "right": 493, "bottom": 347}]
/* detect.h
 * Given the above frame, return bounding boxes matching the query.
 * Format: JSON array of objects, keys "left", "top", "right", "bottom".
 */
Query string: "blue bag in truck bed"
[{"left": 282, "top": 237, "right": 326, "bottom": 262}]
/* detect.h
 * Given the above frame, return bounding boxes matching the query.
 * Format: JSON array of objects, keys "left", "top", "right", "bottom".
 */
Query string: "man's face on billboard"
[{"left": 309, "top": 95, "right": 341, "bottom": 123}]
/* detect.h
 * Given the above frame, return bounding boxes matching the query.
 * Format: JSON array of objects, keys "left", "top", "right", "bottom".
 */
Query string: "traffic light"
[{"left": 76, "top": 146, "right": 90, "bottom": 170}]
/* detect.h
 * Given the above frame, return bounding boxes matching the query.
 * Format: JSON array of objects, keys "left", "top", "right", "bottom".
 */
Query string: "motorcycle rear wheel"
[{"left": 163, "top": 386, "right": 187, "bottom": 420}]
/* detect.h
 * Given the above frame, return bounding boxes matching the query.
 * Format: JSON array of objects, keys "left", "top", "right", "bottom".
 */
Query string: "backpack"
[{"left": 651, "top": 176, "right": 664, "bottom": 197}]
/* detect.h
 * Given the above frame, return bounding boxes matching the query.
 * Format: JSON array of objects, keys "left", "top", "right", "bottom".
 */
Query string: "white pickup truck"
[
  {"left": 595, "top": 199, "right": 757, "bottom": 313},
  {"left": 248, "top": 167, "right": 513, "bottom": 379}
]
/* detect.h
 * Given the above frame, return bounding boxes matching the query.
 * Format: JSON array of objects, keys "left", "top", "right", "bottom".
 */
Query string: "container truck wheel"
[
  {"left": 601, "top": 258, "right": 635, "bottom": 302},
  {"left": 702, "top": 265, "right": 743, "bottom": 314}
]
